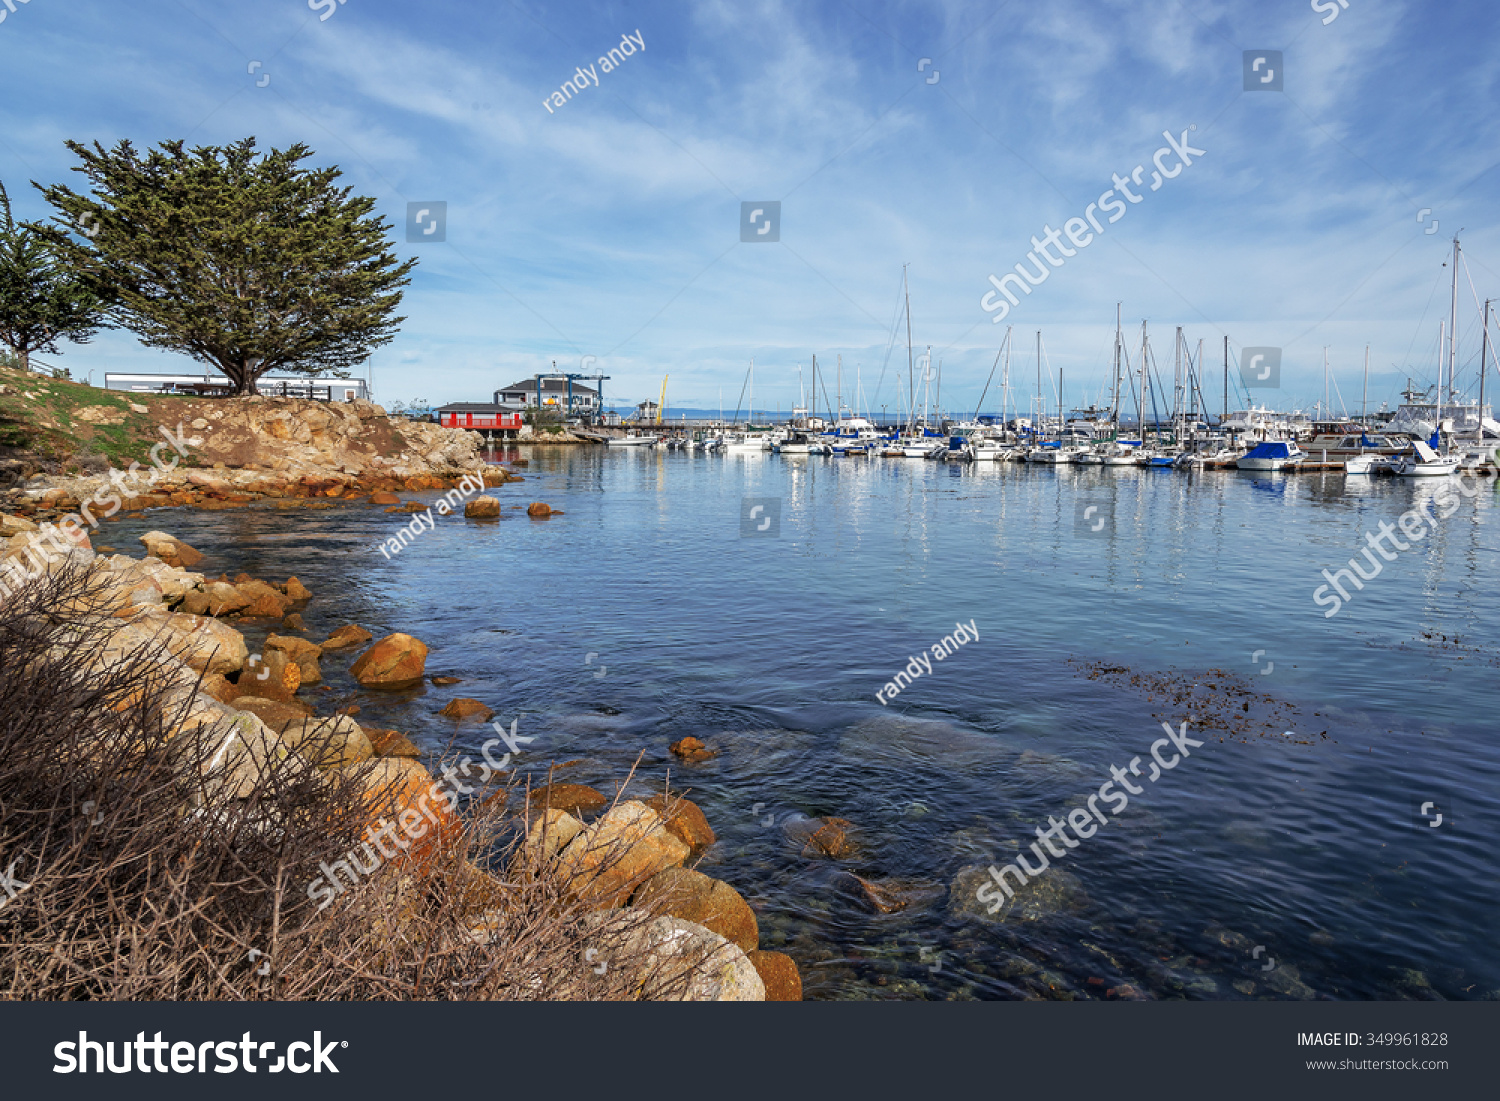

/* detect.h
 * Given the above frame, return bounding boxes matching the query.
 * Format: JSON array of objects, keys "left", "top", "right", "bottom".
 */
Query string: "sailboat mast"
[
  {"left": 749, "top": 358, "right": 754, "bottom": 426},
  {"left": 1223, "top": 336, "right": 1229, "bottom": 425},
  {"left": 1361, "top": 345, "right": 1369, "bottom": 423},
  {"left": 1448, "top": 235, "right": 1460, "bottom": 424},
  {"left": 1113, "top": 303, "right": 1122, "bottom": 430},
  {"left": 904, "top": 265, "right": 915, "bottom": 436},
  {"left": 1002, "top": 327, "right": 1012, "bottom": 434},
  {"left": 1481, "top": 299, "right": 1491, "bottom": 439},
  {"left": 1035, "top": 331, "right": 1042, "bottom": 437},
  {"left": 1323, "top": 347, "right": 1329, "bottom": 422}
]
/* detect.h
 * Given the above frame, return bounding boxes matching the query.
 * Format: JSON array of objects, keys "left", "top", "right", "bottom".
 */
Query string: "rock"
[
  {"left": 558, "top": 801, "right": 691, "bottom": 907},
  {"left": 785, "top": 816, "right": 861, "bottom": 859},
  {"left": 184, "top": 709, "right": 297, "bottom": 803},
  {"left": 361, "top": 727, "right": 421, "bottom": 759},
  {"left": 139, "top": 531, "right": 205, "bottom": 569},
  {"left": 234, "top": 578, "right": 292, "bottom": 618},
  {"left": 130, "top": 611, "right": 249, "bottom": 677},
  {"left": 227, "top": 695, "right": 315, "bottom": 731},
  {"left": 198, "top": 671, "right": 237, "bottom": 703},
  {"left": 526, "top": 502, "right": 552, "bottom": 518},
  {"left": 526, "top": 783, "right": 607, "bottom": 815},
  {"left": 264, "top": 633, "right": 324, "bottom": 685},
  {"left": 643, "top": 794, "right": 716, "bottom": 856},
  {"left": 279, "top": 715, "right": 374, "bottom": 768},
  {"left": 197, "top": 581, "right": 252, "bottom": 617},
  {"left": 430, "top": 675, "right": 462, "bottom": 686},
  {"left": 231, "top": 648, "right": 302, "bottom": 701},
  {"left": 632, "top": 867, "right": 759, "bottom": 953},
  {"left": 847, "top": 874, "right": 945, "bottom": 914},
  {"left": 0, "top": 513, "right": 38, "bottom": 537},
  {"left": 282, "top": 612, "right": 306, "bottom": 631},
  {"left": 523, "top": 808, "right": 585, "bottom": 861},
  {"left": 439, "top": 697, "right": 494, "bottom": 721},
  {"left": 669, "top": 736, "right": 716, "bottom": 763},
  {"left": 283, "top": 576, "right": 312, "bottom": 602},
  {"left": 605, "top": 916, "right": 764, "bottom": 1001},
  {"left": 333, "top": 757, "right": 459, "bottom": 869},
  {"left": 948, "top": 863, "right": 1088, "bottom": 925},
  {"left": 464, "top": 496, "right": 501, "bottom": 519},
  {"left": 370, "top": 491, "right": 401, "bottom": 505},
  {"left": 350, "top": 633, "right": 428, "bottom": 690},
  {"left": 746, "top": 950, "right": 802, "bottom": 1001},
  {"left": 321, "top": 623, "right": 373, "bottom": 651}
]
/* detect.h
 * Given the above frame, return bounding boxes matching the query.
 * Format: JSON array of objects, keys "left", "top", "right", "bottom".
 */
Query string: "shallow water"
[{"left": 98, "top": 447, "right": 1500, "bottom": 1000}]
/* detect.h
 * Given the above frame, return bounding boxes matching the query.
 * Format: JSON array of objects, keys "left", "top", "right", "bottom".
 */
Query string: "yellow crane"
[{"left": 657, "top": 375, "right": 668, "bottom": 425}]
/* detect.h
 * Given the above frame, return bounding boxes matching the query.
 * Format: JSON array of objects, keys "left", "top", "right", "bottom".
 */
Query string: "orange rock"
[
  {"left": 643, "top": 794, "right": 716, "bottom": 855},
  {"left": 321, "top": 623, "right": 373, "bottom": 651},
  {"left": 633, "top": 867, "right": 759, "bottom": 953},
  {"left": 557, "top": 801, "right": 690, "bottom": 908},
  {"left": 526, "top": 502, "right": 552, "bottom": 518},
  {"left": 350, "top": 632, "right": 429, "bottom": 690},
  {"left": 525, "top": 783, "right": 607, "bottom": 815},
  {"left": 464, "top": 496, "right": 501, "bottom": 519},
  {"left": 746, "top": 950, "right": 802, "bottom": 1001},
  {"left": 370, "top": 492, "right": 401, "bottom": 505},
  {"left": 284, "top": 576, "right": 312, "bottom": 602},
  {"left": 669, "top": 736, "right": 716, "bottom": 763},
  {"left": 430, "top": 675, "right": 462, "bottom": 686},
  {"left": 438, "top": 697, "right": 494, "bottom": 721},
  {"left": 336, "top": 758, "right": 461, "bottom": 872},
  {"left": 362, "top": 727, "right": 421, "bottom": 759}
]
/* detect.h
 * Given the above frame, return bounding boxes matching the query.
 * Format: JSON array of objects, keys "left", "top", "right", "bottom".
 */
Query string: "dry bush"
[{"left": 0, "top": 563, "right": 717, "bottom": 1000}]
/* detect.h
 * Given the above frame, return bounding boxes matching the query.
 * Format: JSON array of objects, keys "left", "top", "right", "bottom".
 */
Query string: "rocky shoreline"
[{"left": 0, "top": 389, "right": 800, "bottom": 1002}]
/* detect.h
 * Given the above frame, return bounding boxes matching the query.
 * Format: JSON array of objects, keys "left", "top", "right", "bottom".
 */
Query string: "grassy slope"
[{"left": 0, "top": 364, "right": 194, "bottom": 473}]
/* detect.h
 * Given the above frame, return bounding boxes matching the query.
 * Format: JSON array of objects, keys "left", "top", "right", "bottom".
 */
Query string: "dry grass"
[{"left": 0, "top": 563, "right": 712, "bottom": 1000}]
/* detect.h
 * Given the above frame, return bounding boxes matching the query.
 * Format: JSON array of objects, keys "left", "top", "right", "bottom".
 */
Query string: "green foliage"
[
  {"left": 36, "top": 137, "right": 416, "bottom": 395},
  {"left": 0, "top": 180, "right": 105, "bottom": 372}
]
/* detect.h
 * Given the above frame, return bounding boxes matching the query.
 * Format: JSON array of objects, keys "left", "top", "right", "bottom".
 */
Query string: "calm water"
[{"left": 101, "top": 447, "right": 1500, "bottom": 1000}]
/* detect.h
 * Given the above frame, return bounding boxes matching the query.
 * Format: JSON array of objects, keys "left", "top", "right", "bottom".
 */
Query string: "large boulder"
[
  {"left": 746, "top": 950, "right": 803, "bottom": 1001},
  {"left": 632, "top": 866, "right": 759, "bottom": 953},
  {"left": 234, "top": 578, "right": 293, "bottom": 618},
  {"left": 601, "top": 916, "right": 764, "bottom": 1001},
  {"left": 557, "top": 801, "right": 691, "bottom": 907},
  {"left": 522, "top": 808, "right": 585, "bottom": 861},
  {"left": 278, "top": 715, "right": 374, "bottom": 769},
  {"left": 133, "top": 611, "right": 249, "bottom": 676},
  {"left": 332, "top": 757, "right": 459, "bottom": 869},
  {"left": 643, "top": 794, "right": 716, "bottom": 856},
  {"left": 182, "top": 580, "right": 252, "bottom": 618},
  {"left": 361, "top": 726, "right": 421, "bottom": 759},
  {"left": 350, "top": 633, "right": 428, "bottom": 690},
  {"left": 139, "top": 531, "right": 205, "bottom": 569},
  {"left": 264, "top": 632, "right": 324, "bottom": 685},
  {"left": 228, "top": 695, "right": 314, "bottom": 731}
]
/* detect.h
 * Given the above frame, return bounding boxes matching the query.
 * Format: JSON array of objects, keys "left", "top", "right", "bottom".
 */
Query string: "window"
[{"left": 345, "top": 389, "right": 357, "bottom": 401}]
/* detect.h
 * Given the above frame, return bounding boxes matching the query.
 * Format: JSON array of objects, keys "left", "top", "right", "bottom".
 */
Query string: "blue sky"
[{"left": 2, "top": 0, "right": 1498, "bottom": 419}]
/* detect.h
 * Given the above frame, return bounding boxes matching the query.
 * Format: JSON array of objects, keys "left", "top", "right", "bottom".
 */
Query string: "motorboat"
[
  {"left": 607, "top": 433, "right": 658, "bottom": 446},
  {"left": 1343, "top": 453, "right": 1381, "bottom": 475},
  {"left": 1384, "top": 439, "right": 1461, "bottom": 477},
  {"left": 1235, "top": 439, "right": 1306, "bottom": 471}
]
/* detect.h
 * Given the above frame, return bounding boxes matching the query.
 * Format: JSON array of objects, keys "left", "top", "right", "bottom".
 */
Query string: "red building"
[{"left": 436, "top": 404, "right": 524, "bottom": 435}]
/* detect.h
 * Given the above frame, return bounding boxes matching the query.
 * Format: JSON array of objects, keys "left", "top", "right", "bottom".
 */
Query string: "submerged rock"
[
  {"left": 438, "top": 697, "right": 494, "bottom": 721},
  {"left": 669, "top": 736, "right": 716, "bottom": 763},
  {"left": 948, "top": 863, "right": 1088, "bottom": 925}
]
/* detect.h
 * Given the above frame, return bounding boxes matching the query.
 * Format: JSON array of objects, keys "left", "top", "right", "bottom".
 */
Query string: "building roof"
[
  {"left": 498, "top": 378, "right": 599, "bottom": 396},
  {"left": 436, "top": 402, "right": 516, "bottom": 413}
]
